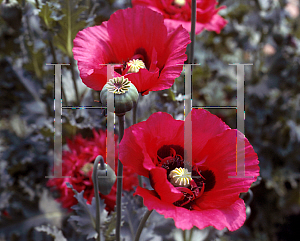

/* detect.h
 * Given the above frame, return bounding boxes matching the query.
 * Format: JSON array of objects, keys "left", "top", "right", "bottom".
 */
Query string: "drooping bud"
[
  {"left": 169, "top": 167, "right": 192, "bottom": 187},
  {"left": 127, "top": 59, "right": 146, "bottom": 73},
  {"left": 100, "top": 76, "right": 139, "bottom": 115},
  {"left": 95, "top": 155, "right": 116, "bottom": 195}
]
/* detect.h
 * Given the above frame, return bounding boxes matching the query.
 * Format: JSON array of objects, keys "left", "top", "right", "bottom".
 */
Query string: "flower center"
[
  {"left": 106, "top": 76, "right": 131, "bottom": 94},
  {"left": 173, "top": 0, "right": 186, "bottom": 7},
  {"left": 169, "top": 167, "right": 192, "bottom": 187},
  {"left": 127, "top": 59, "right": 146, "bottom": 73},
  {"left": 156, "top": 145, "right": 216, "bottom": 210},
  {"left": 81, "top": 163, "right": 93, "bottom": 176}
]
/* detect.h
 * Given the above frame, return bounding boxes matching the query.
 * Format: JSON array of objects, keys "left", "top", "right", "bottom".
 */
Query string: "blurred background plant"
[{"left": 0, "top": 0, "right": 299, "bottom": 240}]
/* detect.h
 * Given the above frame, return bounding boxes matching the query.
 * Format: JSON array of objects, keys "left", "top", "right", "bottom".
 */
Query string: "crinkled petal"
[
  {"left": 193, "top": 129, "right": 259, "bottom": 209},
  {"left": 135, "top": 187, "right": 246, "bottom": 231},
  {"left": 156, "top": 25, "right": 190, "bottom": 89},
  {"left": 191, "top": 198, "right": 246, "bottom": 231},
  {"left": 202, "top": 10, "right": 228, "bottom": 34},
  {"left": 73, "top": 22, "right": 118, "bottom": 90},
  {"left": 133, "top": 0, "right": 227, "bottom": 35},
  {"left": 164, "top": 18, "right": 205, "bottom": 34},
  {"left": 107, "top": 6, "right": 167, "bottom": 65},
  {"left": 118, "top": 124, "right": 151, "bottom": 177},
  {"left": 123, "top": 48, "right": 160, "bottom": 94},
  {"left": 191, "top": 109, "right": 231, "bottom": 157},
  {"left": 149, "top": 167, "right": 183, "bottom": 203},
  {"left": 132, "top": 0, "right": 165, "bottom": 12},
  {"left": 119, "top": 112, "right": 184, "bottom": 175}
]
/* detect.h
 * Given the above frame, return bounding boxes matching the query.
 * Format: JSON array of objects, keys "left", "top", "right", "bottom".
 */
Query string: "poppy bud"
[
  {"left": 100, "top": 76, "right": 139, "bottom": 115},
  {"left": 0, "top": 0, "right": 22, "bottom": 30},
  {"left": 95, "top": 156, "right": 116, "bottom": 195}
]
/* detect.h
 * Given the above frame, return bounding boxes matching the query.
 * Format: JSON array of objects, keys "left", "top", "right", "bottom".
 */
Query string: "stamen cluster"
[
  {"left": 157, "top": 146, "right": 206, "bottom": 210},
  {"left": 127, "top": 59, "right": 146, "bottom": 73},
  {"left": 173, "top": 0, "right": 186, "bottom": 7},
  {"left": 169, "top": 167, "right": 192, "bottom": 187}
]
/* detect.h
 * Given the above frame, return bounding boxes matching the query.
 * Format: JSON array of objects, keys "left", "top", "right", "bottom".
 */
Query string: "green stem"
[
  {"left": 183, "top": 230, "right": 187, "bottom": 241},
  {"left": 134, "top": 210, "right": 153, "bottom": 241},
  {"left": 132, "top": 100, "right": 137, "bottom": 125},
  {"left": 138, "top": 175, "right": 143, "bottom": 188},
  {"left": 92, "top": 156, "right": 105, "bottom": 241},
  {"left": 69, "top": 57, "right": 80, "bottom": 105},
  {"left": 116, "top": 114, "right": 125, "bottom": 241},
  {"left": 188, "top": 227, "right": 194, "bottom": 241},
  {"left": 132, "top": 98, "right": 143, "bottom": 188},
  {"left": 188, "top": 0, "right": 197, "bottom": 65},
  {"left": 35, "top": 0, "right": 40, "bottom": 9}
]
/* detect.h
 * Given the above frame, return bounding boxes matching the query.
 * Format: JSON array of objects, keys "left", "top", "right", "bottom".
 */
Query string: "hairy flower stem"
[
  {"left": 182, "top": 228, "right": 194, "bottom": 241},
  {"left": 134, "top": 210, "right": 153, "bottom": 241},
  {"left": 35, "top": 0, "right": 40, "bottom": 9},
  {"left": 69, "top": 57, "right": 80, "bottom": 105},
  {"left": 116, "top": 114, "right": 125, "bottom": 241},
  {"left": 92, "top": 156, "right": 105, "bottom": 241},
  {"left": 188, "top": 0, "right": 197, "bottom": 65},
  {"left": 132, "top": 97, "right": 143, "bottom": 188},
  {"left": 188, "top": 227, "right": 194, "bottom": 241},
  {"left": 183, "top": 230, "right": 187, "bottom": 241}
]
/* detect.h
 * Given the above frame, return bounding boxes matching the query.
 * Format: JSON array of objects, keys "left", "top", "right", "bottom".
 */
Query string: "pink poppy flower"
[
  {"left": 73, "top": 6, "right": 190, "bottom": 95},
  {"left": 47, "top": 129, "right": 138, "bottom": 212},
  {"left": 119, "top": 109, "right": 259, "bottom": 231},
  {"left": 132, "top": 0, "right": 228, "bottom": 34}
]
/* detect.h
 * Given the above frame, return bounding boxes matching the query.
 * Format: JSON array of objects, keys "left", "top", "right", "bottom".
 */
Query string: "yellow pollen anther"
[
  {"left": 174, "top": 0, "right": 186, "bottom": 7},
  {"left": 106, "top": 76, "right": 131, "bottom": 94},
  {"left": 169, "top": 167, "right": 192, "bottom": 187},
  {"left": 127, "top": 59, "right": 146, "bottom": 73}
]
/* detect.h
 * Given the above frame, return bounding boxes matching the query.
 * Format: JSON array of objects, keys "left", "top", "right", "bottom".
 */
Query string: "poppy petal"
[{"left": 193, "top": 129, "right": 259, "bottom": 209}]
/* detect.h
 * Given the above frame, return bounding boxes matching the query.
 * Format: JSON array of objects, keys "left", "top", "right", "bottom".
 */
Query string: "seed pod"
[
  {"left": 100, "top": 76, "right": 139, "bottom": 115},
  {"left": 0, "top": 0, "right": 22, "bottom": 30}
]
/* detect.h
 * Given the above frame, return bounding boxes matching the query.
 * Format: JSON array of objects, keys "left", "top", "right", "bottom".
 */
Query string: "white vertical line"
[
  {"left": 184, "top": 65, "right": 192, "bottom": 173},
  {"left": 106, "top": 65, "right": 115, "bottom": 173},
  {"left": 46, "top": 63, "right": 70, "bottom": 178},
  {"left": 228, "top": 63, "right": 253, "bottom": 178}
]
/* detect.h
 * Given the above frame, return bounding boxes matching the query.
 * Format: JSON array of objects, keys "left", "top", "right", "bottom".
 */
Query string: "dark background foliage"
[{"left": 0, "top": 0, "right": 299, "bottom": 240}]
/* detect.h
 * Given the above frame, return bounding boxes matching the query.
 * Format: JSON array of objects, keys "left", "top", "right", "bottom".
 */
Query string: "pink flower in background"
[
  {"left": 47, "top": 129, "right": 138, "bottom": 212},
  {"left": 73, "top": 6, "right": 190, "bottom": 95},
  {"left": 119, "top": 109, "right": 260, "bottom": 231},
  {"left": 132, "top": 0, "right": 228, "bottom": 34}
]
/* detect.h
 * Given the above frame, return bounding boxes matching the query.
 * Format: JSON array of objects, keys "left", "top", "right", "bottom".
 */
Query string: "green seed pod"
[
  {"left": 100, "top": 76, "right": 139, "bottom": 115},
  {"left": 97, "top": 162, "right": 116, "bottom": 195},
  {"left": 0, "top": 0, "right": 22, "bottom": 30}
]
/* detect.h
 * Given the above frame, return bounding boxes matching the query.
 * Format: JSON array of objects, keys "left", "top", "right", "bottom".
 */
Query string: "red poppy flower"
[
  {"left": 47, "top": 129, "right": 138, "bottom": 212},
  {"left": 132, "top": 0, "right": 228, "bottom": 34},
  {"left": 72, "top": 6, "right": 190, "bottom": 95},
  {"left": 119, "top": 109, "right": 259, "bottom": 231}
]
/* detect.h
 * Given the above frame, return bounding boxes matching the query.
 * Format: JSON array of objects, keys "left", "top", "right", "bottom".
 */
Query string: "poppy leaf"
[
  {"left": 66, "top": 182, "right": 108, "bottom": 240},
  {"left": 54, "top": 0, "right": 88, "bottom": 57},
  {"left": 38, "top": 2, "right": 55, "bottom": 30},
  {"left": 121, "top": 192, "right": 155, "bottom": 241},
  {"left": 35, "top": 224, "right": 67, "bottom": 241}
]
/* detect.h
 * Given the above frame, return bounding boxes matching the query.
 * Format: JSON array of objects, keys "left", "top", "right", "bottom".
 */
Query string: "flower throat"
[{"left": 156, "top": 145, "right": 216, "bottom": 210}]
